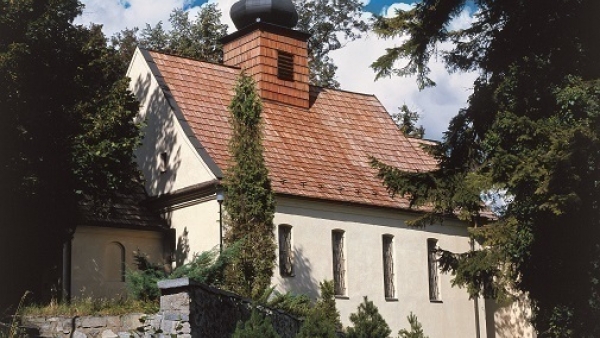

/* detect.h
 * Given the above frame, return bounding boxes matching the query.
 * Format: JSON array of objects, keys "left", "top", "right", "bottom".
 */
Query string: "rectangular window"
[
  {"left": 428, "top": 238, "right": 441, "bottom": 301},
  {"left": 277, "top": 51, "right": 294, "bottom": 81},
  {"left": 332, "top": 230, "right": 346, "bottom": 296},
  {"left": 382, "top": 235, "right": 395, "bottom": 299},
  {"left": 279, "top": 225, "right": 293, "bottom": 276}
]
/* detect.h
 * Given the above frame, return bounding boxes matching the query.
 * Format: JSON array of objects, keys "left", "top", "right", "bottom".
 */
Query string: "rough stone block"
[
  {"left": 121, "top": 314, "right": 145, "bottom": 329},
  {"left": 118, "top": 332, "right": 132, "bottom": 338},
  {"left": 82, "top": 316, "right": 106, "bottom": 328},
  {"left": 73, "top": 330, "right": 88, "bottom": 338},
  {"left": 106, "top": 316, "right": 121, "bottom": 328},
  {"left": 101, "top": 329, "right": 119, "bottom": 338}
]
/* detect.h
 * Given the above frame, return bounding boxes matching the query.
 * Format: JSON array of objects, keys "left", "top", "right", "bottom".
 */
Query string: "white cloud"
[
  {"left": 77, "top": 0, "right": 477, "bottom": 140},
  {"left": 331, "top": 8, "right": 477, "bottom": 140}
]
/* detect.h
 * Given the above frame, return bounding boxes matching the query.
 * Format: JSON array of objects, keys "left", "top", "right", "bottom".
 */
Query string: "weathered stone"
[
  {"left": 178, "top": 322, "right": 191, "bottom": 334},
  {"left": 160, "top": 319, "right": 178, "bottom": 334},
  {"left": 163, "top": 313, "right": 188, "bottom": 322},
  {"left": 63, "top": 319, "right": 74, "bottom": 333},
  {"left": 106, "top": 316, "right": 121, "bottom": 328},
  {"left": 101, "top": 329, "right": 119, "bottom": 338},
  {"left": 118, "top": 332, "right": 131, "bottom": 338},
  {"left": 180, "top": 334, "right": 191, "bottom": 338},
  {"left": 121, "top": 314, "right": 145, "bottom": 328},
  {"left": 73, "top": 330, "right": 88, "bottom": 338},
  {"left": 82, "top": 316, "right": 106, "bottom": 328}
]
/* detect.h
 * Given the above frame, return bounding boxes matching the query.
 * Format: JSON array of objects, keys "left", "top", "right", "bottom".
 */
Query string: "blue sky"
[{"left": 77, "top": 0, "right": 477, "bottom": 140}]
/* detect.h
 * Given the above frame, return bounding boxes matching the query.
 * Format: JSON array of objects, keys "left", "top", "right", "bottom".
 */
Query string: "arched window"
[
  {"left": 427, "top": 238, "right": 441, "bottom": 301},
  {"left": 278, "top": 225, "right": 293, "bottom": 277},
  {"left": 105, "top": 242, "right": 126, "bottom": 282},
  {"left": 382, "top": 234, "right": 395, "bottom": 299},
  {"left": 332, "top": 229, "right": 346, "bottom": 296}
]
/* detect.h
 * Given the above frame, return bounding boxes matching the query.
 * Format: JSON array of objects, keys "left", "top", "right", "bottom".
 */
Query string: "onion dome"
[{"left": 230, "top": 0, "right": 299, "bottom": 30}]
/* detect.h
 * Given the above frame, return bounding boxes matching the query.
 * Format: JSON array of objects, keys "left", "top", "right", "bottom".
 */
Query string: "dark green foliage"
[
  {"left": 397, "top": 313, "right": 428, "bottom": 338},
  {"left": 296, "top": 281, "right": 341, "bottom": 338},
  {"left": 392, "top": 105, "right": 425, "bottom": 138},
  {"left": 141, "top": 6, "right": 228, "bottom": 63},
  {"left": 223, "top": 73, "right": 277, "bottom": 300},
  {"left": 346, "top": 297, "right": 391, "bottom": 338},
  {"left": 232, "top": 310, "right": 281, "bottom": 338},
  {"left": 293, "top": 0, "right": 368, "bottom": 88},
  {"left": 126, "top": 246, "right": 237, "bottom": 301},
  {"left": 263, "top": 288, "right": 312, "bottom": 318},
  {"left": 371, "top": 0, "right": 600, "bottom": 336},
  {"left": 126, "top": 252, "right": 167, "bottom": 301},
  {"left": 0, "top": 0, "right": 141, "bottom": 307},
  {"left": 110, "top": 5, "right": 227, "bottom": 64}
]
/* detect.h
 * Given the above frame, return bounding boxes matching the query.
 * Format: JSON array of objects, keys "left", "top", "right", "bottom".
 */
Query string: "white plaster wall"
[
  {"left": 71, "top": 226, "right": 166, "bottom": 299},
  {"left": 166, "top": 199, "right": 223, "bottom": 266},
  {"left": 271, "top": 196, "right": 486, "bottom": 337},
  {"left": 127, "top": 49, "right": 217, "bottom": 197}
]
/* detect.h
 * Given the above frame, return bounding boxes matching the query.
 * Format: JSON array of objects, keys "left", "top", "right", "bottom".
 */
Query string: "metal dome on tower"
[{"left": 230, "top": 0, "right": 299, "bottom": 30}]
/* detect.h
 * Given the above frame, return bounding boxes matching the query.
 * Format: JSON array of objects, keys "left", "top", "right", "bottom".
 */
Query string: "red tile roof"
[{"left": 147, "top": 50, "right": 437, "bottom": 209}]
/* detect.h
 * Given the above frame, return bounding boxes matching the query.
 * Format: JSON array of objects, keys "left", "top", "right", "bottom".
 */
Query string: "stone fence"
[
  {"left": 22, "top": 278, "right": 304, "bottom": 338},
  {"left": 156, "top": 277, "right": 303, "bottom": 338},
  {"left": 22, "top": 313, "right": 146, "bottom": 338}
]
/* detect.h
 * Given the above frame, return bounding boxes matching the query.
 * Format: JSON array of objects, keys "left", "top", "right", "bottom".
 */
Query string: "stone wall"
[
  {"left": 157, "top": 278, "right": 303, "bottom": 338},
  {"left": 23, "top": 278, "right": 302, "bottom": 338},
  {"left": 22, "top": 313, "right": 146, "bottom": 338}
]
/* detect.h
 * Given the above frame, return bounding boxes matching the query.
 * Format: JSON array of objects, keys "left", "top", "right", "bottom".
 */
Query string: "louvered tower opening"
[{"left": 277, "top": 51, "right": 294, "bottom": 81}]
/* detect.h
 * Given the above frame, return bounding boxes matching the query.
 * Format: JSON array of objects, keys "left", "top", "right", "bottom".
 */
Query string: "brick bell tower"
[{"left": 222, "top": 0, "right": 311, "bottom": 109}]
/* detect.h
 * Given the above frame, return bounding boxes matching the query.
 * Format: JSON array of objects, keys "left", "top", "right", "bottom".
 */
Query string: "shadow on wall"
[
  {"left": 486, "top": 295, "right": 536, "bottom": 338},
  {"left": 280, "top": 246, "right": 319, "bottom": 300},
  {"left": 175, "top": 227, "right": 190, "bottom": 267},
  {"left": 131, "top": 68, "right": 183, "bottom": 227}
]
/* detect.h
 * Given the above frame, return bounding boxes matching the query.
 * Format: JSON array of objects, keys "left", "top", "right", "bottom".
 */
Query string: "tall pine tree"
[
  {"left": 222, "top": 73, "right": 276, "bottom": 299},
  {"left": 371, "top": 0, "right": 600, "bottom": 336}
]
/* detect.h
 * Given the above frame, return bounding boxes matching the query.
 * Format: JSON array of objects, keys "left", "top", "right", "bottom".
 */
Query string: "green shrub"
[
  {"left": 231, "top": 310, "right": 280, "bottom": 338},
  {"left": 125, "top": 251, "right": 166, "bottom": 301},
  {"left": 346, "top": 296, "right": 391, "bottom": 338}
]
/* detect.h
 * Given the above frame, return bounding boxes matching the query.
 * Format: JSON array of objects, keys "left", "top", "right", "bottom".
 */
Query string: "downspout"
[
  {"left": 472, "top": 216, "right": 481, "bottom": 338},
  {"left": 62, "top": 232, "right": 73, "bottom": 304}
]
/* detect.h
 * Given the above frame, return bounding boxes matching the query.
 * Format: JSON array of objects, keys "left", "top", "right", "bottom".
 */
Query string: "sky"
[{"left": 75, "top": 0, "right": 478, "bottom": 140}]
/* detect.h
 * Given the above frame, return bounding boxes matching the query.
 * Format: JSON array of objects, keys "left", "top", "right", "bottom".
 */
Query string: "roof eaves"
[{"left": 139, "top": 48, "right": 224, "bottom": 179}]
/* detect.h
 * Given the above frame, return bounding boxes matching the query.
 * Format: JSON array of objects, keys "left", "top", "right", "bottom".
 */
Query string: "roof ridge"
[{"left": 142, "top": 47, "right": 242, "bottom": 71}]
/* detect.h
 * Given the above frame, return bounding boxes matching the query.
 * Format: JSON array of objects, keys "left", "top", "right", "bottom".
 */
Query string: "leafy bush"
[
  {"left": 125, "top": 251, "right": 166, "bottom": 301},
  {"left": 231, "top": 310, "right": 281, "bottom": 338},
  {"left": 346, "top": 296, "right": 391, "bottom": 338}
]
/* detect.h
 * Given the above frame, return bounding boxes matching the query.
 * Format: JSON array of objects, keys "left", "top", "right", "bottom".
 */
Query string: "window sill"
[
  {"left": 385, "top": 298, "right": 398, "bottom": 302},
  {"left": 430, "top": 299, "right": 443, "bottom": 303},
  {"left": 335, "top": 295, "right": 349, "bottom": 300}
]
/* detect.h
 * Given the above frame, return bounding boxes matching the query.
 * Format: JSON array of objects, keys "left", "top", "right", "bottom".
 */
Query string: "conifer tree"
[
  {"left": 297, "top": 280, "right": 341, "bottom": 338},
  {"left": 397, "top": 313, "right": 428, "bottom": 338},
  {"left": 232, "top": 310, "right": 281, "bottom": 338},
  {"left": 222, "top": 73, "right": 277, "bottom": 299},
  {"left": 346, "top": 296, "right": 392, "bottom": 338},
  {"left": 370, "top": 0, "right": 600, "bottom": 335}
]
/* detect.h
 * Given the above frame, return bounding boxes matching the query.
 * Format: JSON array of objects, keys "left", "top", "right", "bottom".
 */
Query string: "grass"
[{"left": 20, "top": 297, "right": 159, "bottom": 317}]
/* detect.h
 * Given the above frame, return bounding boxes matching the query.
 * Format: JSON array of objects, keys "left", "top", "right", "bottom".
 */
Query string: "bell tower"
[{"left": 222, "top": 0, "right": 310, "bottom": 108}]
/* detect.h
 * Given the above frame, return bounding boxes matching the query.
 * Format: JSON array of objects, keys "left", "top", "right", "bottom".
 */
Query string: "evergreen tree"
[
  {"left": 297, "top": 280, "right": 341, "bottom": 338},
  {"left": 232, "top": 310, "right": 281, "bottom": 338},
  {"left": 222, "top": 73, "right": 277, "bottom": 299},
  {"left": 397, "top": 313, "right": 428, "bottom": 338},
  {"left": 346, "top": 297, "right": 392, "bottom": 338},
  {"left": 392, "top": 105, "right": 425, "bottom": 138},
  {"left": 0, "top": 0, "right": 141, "bottom": 308},
  {"left": 370, "top": 0, "right": 600, "bottom": 336}
]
